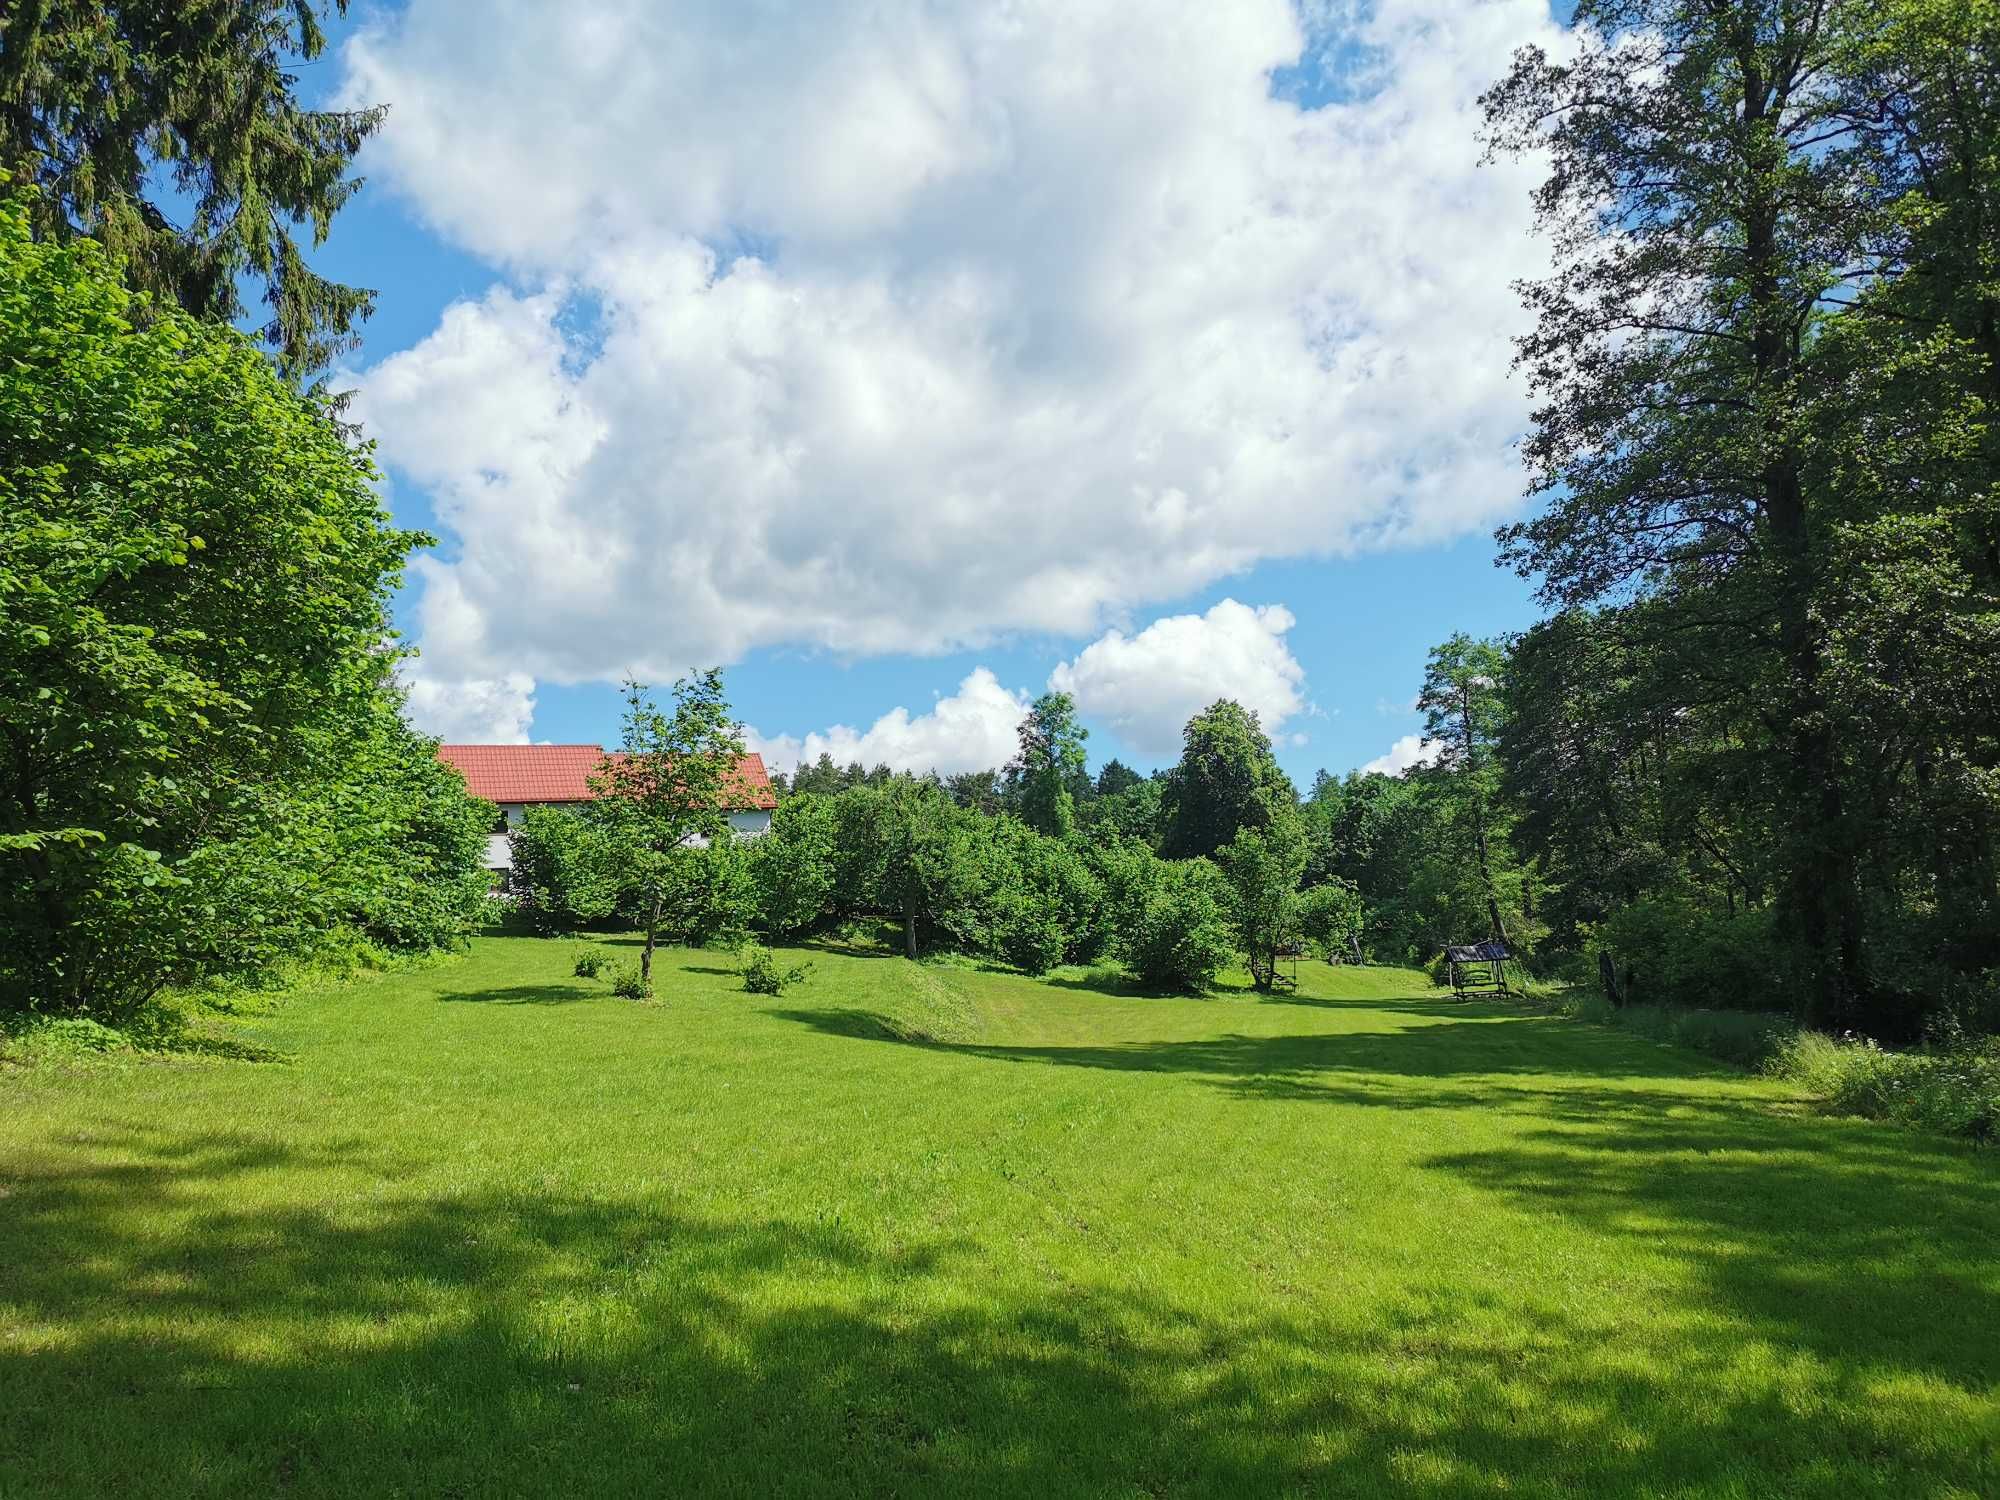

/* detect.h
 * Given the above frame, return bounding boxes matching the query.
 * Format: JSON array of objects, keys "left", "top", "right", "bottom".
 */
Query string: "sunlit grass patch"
[{"left": 1, "top": 936, "right": 1993, "bottom": 1497}]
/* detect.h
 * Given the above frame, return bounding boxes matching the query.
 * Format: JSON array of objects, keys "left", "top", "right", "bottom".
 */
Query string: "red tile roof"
[{"left": 437, "top": 744, "right": 777, "bottom": 810}]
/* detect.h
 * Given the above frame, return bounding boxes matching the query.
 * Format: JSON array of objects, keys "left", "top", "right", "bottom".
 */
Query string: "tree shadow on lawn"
[
  {"left": 436, "top": 982, "right": 596, "bottom": 1005},
  {"left": 1042, "top": 969, "right": 1262, "bottom": 1001},
  {"left": 1424, "top": 1104, "right": 2000, "bottom": 1398},
  {"left": 774, "top": 1003, "right": 1741, "bottom": 1104},
  {"left": 2, "top": 1126, "right": 1991, "bottom": 1498}
]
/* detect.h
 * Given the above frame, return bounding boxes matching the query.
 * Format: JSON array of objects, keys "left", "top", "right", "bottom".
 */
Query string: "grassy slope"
[{"left": 1, "top": 936, "right": 1994, "bottom": 1498}]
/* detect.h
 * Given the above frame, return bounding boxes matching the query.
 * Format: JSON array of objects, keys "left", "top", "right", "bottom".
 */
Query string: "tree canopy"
[
  {"left": 1482, "top": 0, "right": 2000, "bottom": 1032},
  {"left": 0, "top": 191, "right": 484, "bottom": 1011},
  {"left": 1159, "top": 700, "right": 1295, "bottom": 859},
  {"left": 589, "top": 673, "right": 747, "bottom": 991},
  {"left": 0, "top": 0, "right": 384, "bottom": 376}
]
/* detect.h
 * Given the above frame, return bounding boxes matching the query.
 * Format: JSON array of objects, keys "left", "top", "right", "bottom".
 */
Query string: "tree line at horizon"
[{"left": 3, "top": 0, "right": 1996, "bottom": 1043}]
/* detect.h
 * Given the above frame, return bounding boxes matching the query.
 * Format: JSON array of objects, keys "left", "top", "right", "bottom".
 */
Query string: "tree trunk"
[
  {"left": 1460, "top": 685, "right": 1510, "bottom": 946},
  {"left": 902, "top": 899, "right": 918, "bottom": 960},
  {"left": 642, "top": 891, "right": 659, "bottom": 988},
  {"left": 1737, "top": 46, "right": 1866, "bottom": 1031}
]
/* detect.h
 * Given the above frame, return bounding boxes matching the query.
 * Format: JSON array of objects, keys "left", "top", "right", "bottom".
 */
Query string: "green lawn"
[{"left": 3, "top": 935, "right": 1995, "bottom": 1497}]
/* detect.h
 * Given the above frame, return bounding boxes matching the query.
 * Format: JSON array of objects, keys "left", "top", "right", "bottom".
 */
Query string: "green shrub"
[
  {"left": 1551, "top": 989, "right": 1795, "bottom": 1067},
  {"left": 749, "top": 794, "right": 839, "bottom": 936},
  {"left": 1767, "top": 1029, "right": 2000, "bottom": 1140},
  {"left": 997, "top": 910, "right": 1067, "bottom": 976},
  {"left": 1117, "top": 857, "right": 1234, "bottom": 995},
  {"left": 673, "top": 837, "right": 757, "bottom": 948},
  {"left": 572, "top": 948, "right": 606, "bottom": 979},
  {"left": 979, "top": 822, "right": 1108, "bottom": 971},
  {"left": 0, "top": 1014, "right": 131, "bottom": 1063},
  {"left": 739, "top": 943, "right": 812, "bottom": 996},
  {"left": 606, "top": 962, "right": 651, "bottom": 1000},
  {"left": 509, "top": 807, "right": 620, "bottom": 935},
  {"left": 1588, "top": 899, "right": 1785, "bottom": 1011},
  {"left": 1298, "top": 879, "right": 1366, "bottom": 962},
  {"left": 0, "top": 196, "right": 493, "bottom": 1014}
]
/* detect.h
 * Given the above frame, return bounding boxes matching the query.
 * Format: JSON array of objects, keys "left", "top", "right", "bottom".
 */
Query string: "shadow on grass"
[
  {"left": 436, "top": 983, "right": 595, "bottom": 1006},
  {"left": 1, "top": 1125, "right": 1991, "bottom": 1497},
  {"left": 775, "top": 1003, "right": 1742, "bottom": 1103},
  {"left": 141, "top": 1029, "right": 296, "bottom": 1064},
  {"left": 1042, "top": 969, "right": 1258, "bottom": 1001}
]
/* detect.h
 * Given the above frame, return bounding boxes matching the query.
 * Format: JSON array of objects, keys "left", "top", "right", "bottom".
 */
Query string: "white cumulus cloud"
[
  {"left": 747, "top": 668, "right": 1028, "bottom": 777},
  {"left": 401, "top": 663, "right": 537, "bottom": 744},
  {"left": 340, "top": 0, "right": 1567, "bottom": 718},
  {"left": 1050, "top": 599, "right": 1306, "bottom": 759},
  {"left": 1361, "top": 733, "right": 1440, "bottom": 777}
]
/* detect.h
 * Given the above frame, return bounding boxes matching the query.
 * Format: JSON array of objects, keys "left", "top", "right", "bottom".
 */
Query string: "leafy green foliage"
[
  {"left": 1101, "top": 846, "right": 1234, "bottom": 994},
  {"left": 590, "top": 673, "right": 746, "bottom": 986},
  {"left": 1589, "top": 899, "right": 1786, "bottom": 1014},
  {"left": 1416, "top": 635, "right": 1517, "bottom": 947},
  {"left": 1482, "top": 0, "right": 2000, "bottom": 1034},
  {"left": 572, "top": 948, "right": 607, "bottom": 979},
  {"left": 1159, "top": 700, "right": 1296, "bottom": 859},
  {"left": 606, "top": 961, "right": 651, "bottom": 1000},
  {"left": 1218, "top": 815, "right": 1308, "bottom": 991},
  {"left": 835, "top": 779, "right": 987, "bottom": 960},
  {"left": 1304, "top": 770, "right": 1530, "bottom": 966},
  {"left": 1006, "top": 691, "right": 1088, "bottom": 838},
  {"left": 508, "top": 808, "right": 619, "bottom": 935},
  {"left": 978, "top": 819, "right": 1106, "bottom": 974},
  {"left": 335, "top": 700, "right": 496, "bottom": 954},
  {"left": 675, "top": 836, "right": 757, "bottom": 949},
  {"left": 0, "top": 192, "right": 483, "bottom": 1014},
  {"left": 738, "top": 943, "right": 811, "bottom": 996},
  {"left": 748, "top": 793, "right": 839, "bottom": 936},
  {"left": 0, "top": 1, "right": 385, "bottom": 375},
  {"left": 1768, "top": 1027, "right": 2000, "bottom": 1141},
  {"left": 1298, "top": 879, "right": 1367, "bottom": 962}
]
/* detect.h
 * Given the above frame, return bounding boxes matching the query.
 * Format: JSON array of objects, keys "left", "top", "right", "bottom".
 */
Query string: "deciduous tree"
[
  {"left": 590, "top": 673, "right": 746, "bottom": 993},
  {"left": 1159, "top": 701, "right": 1295, "bottom": 859}
]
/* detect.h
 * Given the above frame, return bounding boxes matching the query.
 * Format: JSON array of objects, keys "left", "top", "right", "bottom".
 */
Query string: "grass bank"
[{"left": 2, "top": 936, "right": 1994, "bottom": 1496}]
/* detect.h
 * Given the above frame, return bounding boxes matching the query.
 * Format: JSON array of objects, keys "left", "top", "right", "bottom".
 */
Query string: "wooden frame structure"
[
  {"left": 1443, "top": 941, "right": 1511, "bottom": 999},
  {"left": 1250, "top": 944, "right": 1303, "bottom": 993}
]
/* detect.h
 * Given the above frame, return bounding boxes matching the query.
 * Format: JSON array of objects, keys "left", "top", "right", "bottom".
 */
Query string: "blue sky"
[{"left": 300, "top": 0, "right": 1561, "bottom": 785}]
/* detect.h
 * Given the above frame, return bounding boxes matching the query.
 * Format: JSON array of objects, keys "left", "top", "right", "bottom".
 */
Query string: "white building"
[{"left": 436, "top": 744, "right": 778, "bottom": 873}]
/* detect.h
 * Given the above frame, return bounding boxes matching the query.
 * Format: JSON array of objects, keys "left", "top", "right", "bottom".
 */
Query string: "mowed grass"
[{"left": 2, "top": 936, "right": 1996, "bottom": 1498}]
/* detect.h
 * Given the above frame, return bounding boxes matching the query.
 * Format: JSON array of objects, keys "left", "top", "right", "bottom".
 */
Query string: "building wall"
[{"left": 484, "top": 803, "right": 771, "bottom": 873}]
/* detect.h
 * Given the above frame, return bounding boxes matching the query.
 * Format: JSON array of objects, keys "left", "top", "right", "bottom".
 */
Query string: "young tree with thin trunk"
[
  {"left": 590, "top": 673, "right": 745, "bottom": 995},
  {"left": 1219, "top": 812, "right": 1309, "bottom": 992}
]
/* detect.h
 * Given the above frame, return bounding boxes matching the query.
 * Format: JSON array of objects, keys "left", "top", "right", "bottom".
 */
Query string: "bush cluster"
[
  {"left": 1767, "top": 1026, "right": 2000, "bottom": 1141},
  {"left": 514, "top": 779, "right": 1340, "bottom": 996},
  {"left": 606, "top": 962, "right": 651, "bottom": 1001},
  {"left": 739, "top": 944, "right": 811, "bottom": 996},
  {"left": 1587, "top": 900, "right": 1787, "bottom": 1013},
  {"left": 0, "top": 197, "right": 495, "bottom": 1017}
]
